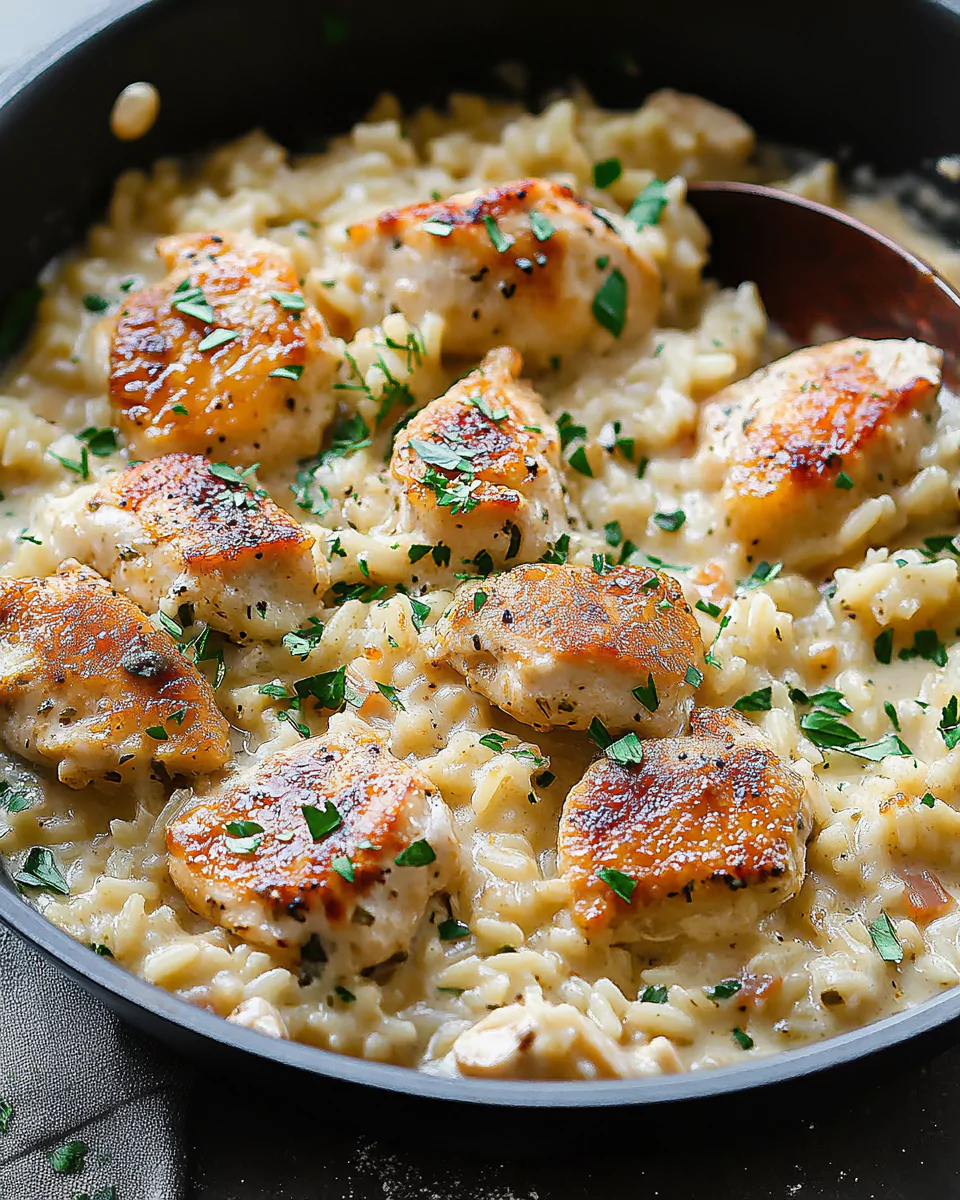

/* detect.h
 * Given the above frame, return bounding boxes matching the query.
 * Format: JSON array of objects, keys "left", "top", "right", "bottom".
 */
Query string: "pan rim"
[{"left": 3, "top": 0, "right": 960, "bottom": 1108}]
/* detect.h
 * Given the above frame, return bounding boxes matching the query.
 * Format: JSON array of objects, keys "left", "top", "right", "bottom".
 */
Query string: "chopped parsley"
[
  {"left": 940, "top": 696, "right": 960, "bottom": 749},
  {"left": 883, "top": 700, "right": 901, "bottom": 731},
  {"left": 409, "top": 597, "right": 431, "bottom": 633},
  {"left": 696, "top": 599, "right": 722, "bottom": 618},
  {"left": 224, "top": 820, "right": 264, "bottom": 855},
  {"left": 375, "top": 681, "right": 405, "bottom": 710},
  {"left": 705, "top": 979, "right": 741, "bottom": 1000},
  {"left": 270, "top": 290, "right": 306, "bottom": 311},
  {"left": 592, "top": 268, "right": 628, "bottom": 338},
  {"left": 197, "top": 328, "right": 238, "bottom": 353},
  {"left": 421, "top": 219, "right": 454, "bottom": 237},
  {"left": 874, "top": 628, "right": 894, "bottom": 664},
  {"left": 605, "top": 733, "right": 644, "bottom": 766},
  {"left": 734, "top": 687, "right": 772, "bottom": 713},
  {"left": 438, "top": 918, "right": 470, "bottom": 942},
  {"left": 171, "top": 284, "right": 214, "bottom": 324},
  {"left": 835, "top": 471, "right": 854, "bottom": 490},
  {"left": 921, "top": 793, "right": 937, "bottom": 808},
  {"left": 627, "top": 179, "right": 669, "bottom": 228},
  {"left": 592, "top": 158, "right": 622, "bottom": 188},
  {"left": 295, "top": 666, "right": 354, "bottom": 711},
  {"left": 78, "top": 426, "right": 118, "bottom": 456},
  {"left": 604, "top": 521, "right": 622, "bottom": 547},
  {"left": 49, "top": 1141, "right": 87, "bottom": 1174},
  {"left": 528, "top": 209, "right": 555, "bottom": 241},
  {"left": 597, "top": 866, "right": 636, "bottom": 902},
  {"left": 789, "top": 687, "right": 852, "bottom": 715},
  {"left": 731, "top": 1027, "right": 754, "bottom": 1051},
  {"left": 83, "top": 293, "right": 111, "bottom": 313},
  {"left": 282, "top": 617, "right": 324, "bottom": 661},
  {"left": 335, "top": 985, "right": 356, "bottom": 1003},
  {"left": 567, "top": 445, "right": 593, "bottom": 477},
  {"left": 49, "top": 447, "right": 89, "bottom": 479},
  {"left": 269, "top": 363, "right": 304, "bottom": 381},
  {"left": 395, "top": 839, "right": 436, "bottom": 867},
  {"left": 473, "top": 590, "right": 487, "bottom": 612},
  {"left": 481, "top": 214, "right": 513, "bottom": 253},
  {"left": 639, "top": 984, "right": 669, "bottom": 1004},
  {"left": 539, "top": 533, "right": 571, "bottom": 565},
  {"left": 302, "top": 800, "right": 342, "bottom": 841},
  {"left": 332, "top": 854, "right": 355, "bottom": 882},
  {"left": 898, "top": 629, "right": 947, "bottom": 667},
  {"left": 479, "top": 732, "right": 507, "bottom": 753},
  {"left": 844, "top": 733, "right": 913, "bottom": 762},
  {"left": 653, "top": 509, "right": 685, "bottom": 532},
  {"left": 737, "top": 561, "right": 782, "bottom": 591},
  {"left": 867, "top": 911, "right": 903, "bottom": 963},
  {"left": 587, "top": 716, "right": 613, "bottom": 750},
  {"left": 685, "top": 666, "right": 704, "bottom": 687},
  {"left": 14, "top": 847, "right": 69, "bottom": 895},
  {"left": 632, "top": 674, "right": 659, "bottom": 712},
  {"left": 0, "top": 782, "right": 31, "bottom": 814},
  {"left": 145, "top": 726, "right": 168, "bottom": 740},
  {"left": 799, "top": 709, "right": 862, "bottom": 750}
]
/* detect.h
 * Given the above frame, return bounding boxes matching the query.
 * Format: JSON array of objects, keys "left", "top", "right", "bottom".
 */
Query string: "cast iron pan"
[{"left": 2, "top": 0, "right": 960, "bottom": 1108}]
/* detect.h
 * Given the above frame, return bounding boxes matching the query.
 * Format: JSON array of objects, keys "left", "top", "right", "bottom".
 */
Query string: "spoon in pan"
[{"left": 686, "top": 180, "right": 960, "bottom": 379}]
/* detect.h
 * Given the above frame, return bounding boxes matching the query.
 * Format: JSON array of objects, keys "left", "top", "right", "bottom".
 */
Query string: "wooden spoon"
[{"left": 686, "top": 181, "right": 960, "bottom": 379}]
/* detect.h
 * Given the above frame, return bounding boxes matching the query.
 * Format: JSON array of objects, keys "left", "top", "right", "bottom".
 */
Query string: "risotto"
[{"left": 2, "top": 87, "right": 960, "bottom": 1081}]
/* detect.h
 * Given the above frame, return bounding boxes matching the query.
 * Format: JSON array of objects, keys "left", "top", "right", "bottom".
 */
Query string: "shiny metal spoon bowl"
[{"left": 687, "top": 181, "right": 960, "bottom": 377}]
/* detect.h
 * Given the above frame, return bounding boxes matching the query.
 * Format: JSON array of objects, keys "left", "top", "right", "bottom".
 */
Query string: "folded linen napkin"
[{"left": 0, "top": 924, "right": 188, "bottom": 1199}]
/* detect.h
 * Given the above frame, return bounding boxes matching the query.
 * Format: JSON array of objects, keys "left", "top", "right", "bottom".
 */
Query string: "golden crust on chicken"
[
  {"left": 48, "top": 453, "right": 326, "bottom": 641},
  {"left": 110, "top": 232, "right": 338, "bottom": 465},
  {"left": 557, "top": 708, "right": 809, "bottom": 942},
  {"left": 0, "top": 564, "right": 230, "bottom": 787},
  {"left": 335, "top": 179, "right": 660, "bottom": 367},
  {"left": 428, "top": 563, "right": 704, "bottom": 736},
  {"left": 166, "top": 721, "right": 459, "bottom": 973},
  {"left": 390, "top": 347, "right": 567, "bottom": 564},
  {"left": 701, "top": 337, "right": 942, "bottom": 564}
]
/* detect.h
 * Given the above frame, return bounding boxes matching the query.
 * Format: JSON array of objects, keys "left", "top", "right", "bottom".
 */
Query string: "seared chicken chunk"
[
  {"left": 166, "top": 721, "right": 459, "bottom": 973},
  {"left": 453, "top": 996, "right": 625, "bottom": 1079},
  {"left": 557, "top": 708, "right": 809, "bottom": 942},
  {"left": 336, "top": 179, "right": 660, "bottom": 368},
  {"left": 390, "top": 347, "right": 567, "bottom": 564},
  {"left": 701, "top": 338, "right": 942, "bottom": 563},
  {"left": 48, "top": 454, "right": 327, "bottom": 642},
  {"left": 110, "top": 232, "right": 338, "bottom": 466},
  {"left": 0, "top": 564, "right": 230, "bottom": 788},
  {"left": 429, "top": 563, "right": 704, "bottom": 736}
]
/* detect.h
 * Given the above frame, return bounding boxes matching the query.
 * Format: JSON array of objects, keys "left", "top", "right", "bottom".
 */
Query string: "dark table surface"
[
  {"left": 7, "top": 8, "right": 960, "bottom": 1199},
  {"left": 182, "top": 1028, "right": 960, "bottom": 1199}
]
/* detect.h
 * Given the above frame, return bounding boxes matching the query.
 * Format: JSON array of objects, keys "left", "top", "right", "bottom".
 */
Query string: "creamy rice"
[{"left": 3, "top": 88, "right": 960, "bottom": 1080}]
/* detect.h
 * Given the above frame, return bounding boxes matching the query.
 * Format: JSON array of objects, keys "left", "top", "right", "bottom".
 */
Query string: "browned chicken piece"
[
  {"left": 334, "top": 179, "right": 660, "bottom": 368},
  {"left": 701, "top": 338, "right": 942, "bottom": 564},
  {"left": 557, "top": 708, "right": 809, "bottom": 942},
  {"left": 390, "top": 347, "right": 568, "bottom": 564},
  {"left": 48, "top": 453, "right": 327, "bottom": 642},
  {"left": 428, "top": 563, "right": 704, "bottom": 737},
  {"left": 0, "top": 564, "right": 230, "bottom": 788},
  {"left": 166, "top": 720, "right": 460, "bottom": 973},
  {"left": 110, "top": 232, "right": 338, "bottom": 466}
]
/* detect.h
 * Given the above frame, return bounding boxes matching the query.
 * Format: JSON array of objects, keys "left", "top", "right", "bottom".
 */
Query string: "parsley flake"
[
  {"left": 302, "top": 800, "right": 342, "bottom": 841},
  {"left": 734, "top": 687, "right": 772, "bottom": 713},
  {"left": 395, "top": 839, "right": 436, "bottom": 867},
  {"left": 597, "top": 866, "right": 636, "bottom": 902},
  {"left": 868, "top": 910, "right": 903, "bottom": 963},
  {"left": 14, "top": 847, "right": 69, "bottom": 895},
  {"left": 592, "top": 158, "right": 622, "bottom": 188},
  {"left": 592, "top": 268, "right": 628, "bottom": 338}
]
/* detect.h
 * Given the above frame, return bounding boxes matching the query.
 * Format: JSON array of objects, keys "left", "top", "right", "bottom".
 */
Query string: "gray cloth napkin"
[{"left": 0, "top": 924, "right": 189, "bottom": 1200}]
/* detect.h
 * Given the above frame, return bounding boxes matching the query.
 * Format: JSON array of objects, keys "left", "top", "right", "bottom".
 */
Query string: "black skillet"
[{"left": 2, "top": 0, "right": 960, "bottom": 1109}]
